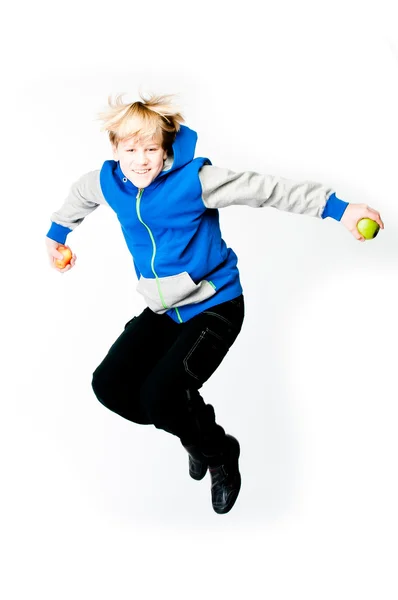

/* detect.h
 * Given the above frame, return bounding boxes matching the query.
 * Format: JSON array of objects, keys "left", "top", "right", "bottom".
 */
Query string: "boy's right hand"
[{"left": 45, "top": 237, "right": 77, "bottom": 273}]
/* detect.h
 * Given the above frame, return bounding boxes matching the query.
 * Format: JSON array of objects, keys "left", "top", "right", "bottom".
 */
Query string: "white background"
[{"left": 2, "top": 0, "right": 398, "bottom": 598}]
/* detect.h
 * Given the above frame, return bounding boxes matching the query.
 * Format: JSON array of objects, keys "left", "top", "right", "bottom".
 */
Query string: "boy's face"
[{"left": 112, "top": 134, "right": 167, "bottom": 188}]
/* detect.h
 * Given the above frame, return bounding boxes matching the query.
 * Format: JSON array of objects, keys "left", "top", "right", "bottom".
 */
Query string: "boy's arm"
[
  {"left": 198, "top": 165, "right": 348, "bottom": 221},
  {"left": 46, "top": 170, "right": 107, "bottom": 244}
]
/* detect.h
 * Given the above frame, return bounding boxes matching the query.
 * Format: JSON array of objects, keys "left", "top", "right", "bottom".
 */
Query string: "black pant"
[{"left": 91, "top": 294, "right": 245, "bottom": 454}]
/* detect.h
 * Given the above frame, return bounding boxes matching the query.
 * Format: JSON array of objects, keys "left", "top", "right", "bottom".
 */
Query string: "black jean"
[{"left": 91, "top": 294, "right": 245, "bottom": 454}]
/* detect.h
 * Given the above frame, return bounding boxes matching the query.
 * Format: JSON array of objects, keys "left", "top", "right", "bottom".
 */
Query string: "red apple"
[{"left": 54, "top": 245, "right": 72, "bottom": 268}]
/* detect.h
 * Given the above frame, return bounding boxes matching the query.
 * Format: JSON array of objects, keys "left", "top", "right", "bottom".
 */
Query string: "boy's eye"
[{"left": 126, "top": 148, "right": 158, "bottom": 152}]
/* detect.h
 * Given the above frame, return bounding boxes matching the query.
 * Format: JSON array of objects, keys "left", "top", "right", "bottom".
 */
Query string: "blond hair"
[{"left": 96, "top": 92, "right": 185, "bottom": 151}]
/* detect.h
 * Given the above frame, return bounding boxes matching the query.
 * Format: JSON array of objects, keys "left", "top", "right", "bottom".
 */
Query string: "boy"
[{"left": 46, "top": 93, "right": 384, "bottom": 515}]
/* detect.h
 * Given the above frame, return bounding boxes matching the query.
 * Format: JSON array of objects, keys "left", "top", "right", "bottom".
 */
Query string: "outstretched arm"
[
  {"left": 46, "top": 170, "right": 105, "bottom": 244},
  {"left": 198, "top": 165, "right": 384, "bottom": 241},
  {"left": 199, "top": 165, "right": 335, "bottom": 217}
]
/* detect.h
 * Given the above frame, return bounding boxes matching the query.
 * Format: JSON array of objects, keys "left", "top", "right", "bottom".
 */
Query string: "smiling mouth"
[{"left": 133, "top": 169, "right": 150, "bottom": 174}]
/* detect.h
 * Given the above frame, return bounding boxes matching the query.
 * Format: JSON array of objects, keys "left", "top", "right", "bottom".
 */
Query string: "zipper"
[{"left": 136, "top": 188, "right": 183, "bottom": 323}]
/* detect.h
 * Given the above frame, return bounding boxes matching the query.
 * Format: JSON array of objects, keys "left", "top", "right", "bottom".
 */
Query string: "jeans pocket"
[{"left": 183, "top": 327, "right": 230, "bottom": 384}]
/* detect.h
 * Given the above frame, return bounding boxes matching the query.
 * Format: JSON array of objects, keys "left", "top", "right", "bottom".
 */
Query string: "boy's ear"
[{"left": 111, "top": 144, "right": 118, "bottom": 160}]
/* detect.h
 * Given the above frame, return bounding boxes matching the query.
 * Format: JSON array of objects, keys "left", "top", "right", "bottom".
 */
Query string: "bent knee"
[
  {"left": 91, "top": 363, "right": 119, "bottom": 408},
  {"left": 92, "top": 368, "right": 151, "bottom": 424},
  {"left": 91, "top": 369, "right": 109, "bottom": 406}
]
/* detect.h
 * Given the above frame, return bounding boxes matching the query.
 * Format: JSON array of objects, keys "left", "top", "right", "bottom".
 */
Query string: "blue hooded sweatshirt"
[{"left": 47, "top": 125, "right": 348, "bottom": 323}]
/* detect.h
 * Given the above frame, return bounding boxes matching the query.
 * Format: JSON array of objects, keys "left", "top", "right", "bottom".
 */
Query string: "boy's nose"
[{"left": 135, "top": 151, "right": 148, "bottom": 164}]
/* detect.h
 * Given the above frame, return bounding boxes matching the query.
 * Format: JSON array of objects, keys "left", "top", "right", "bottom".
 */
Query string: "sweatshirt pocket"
[{"left": 136, "top": 271, "right": 216, "bottom": 313}]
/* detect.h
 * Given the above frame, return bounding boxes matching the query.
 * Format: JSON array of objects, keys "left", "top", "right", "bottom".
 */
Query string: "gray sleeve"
[
  {"left": 50, "top": 170, "right": 107, "bottom": 231},
  {"left": 198, "top": 165, "right": 335, "bottom": 218}
]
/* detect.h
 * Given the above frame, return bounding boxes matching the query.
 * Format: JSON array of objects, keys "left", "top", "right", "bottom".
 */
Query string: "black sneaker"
[
  {"left": 204, "top": 434, "right": 241, "bottom": 515},
  {"left": 182, "top": 443, "right": 208, "bottom": 480}
]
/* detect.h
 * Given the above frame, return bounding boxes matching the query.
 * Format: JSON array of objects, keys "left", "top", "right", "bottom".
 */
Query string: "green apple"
[{"left": 357, "top": 218, "right": 380, "bottom": 239}]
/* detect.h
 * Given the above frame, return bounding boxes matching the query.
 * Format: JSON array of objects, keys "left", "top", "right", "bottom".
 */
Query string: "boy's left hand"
[{"left": 340, "top": 203, "right": 384, "bottom": 242}]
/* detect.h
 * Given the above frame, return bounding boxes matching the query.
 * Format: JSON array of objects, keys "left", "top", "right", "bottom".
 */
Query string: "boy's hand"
[
  {"left": 340, "top": 203, "right": 384, "bottom": 242},
  {"left": 45, "top": 237, "right": 77, "bottom": 273}
]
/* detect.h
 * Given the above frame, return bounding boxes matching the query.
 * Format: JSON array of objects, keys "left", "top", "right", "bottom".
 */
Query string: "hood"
[{"left": 162, "top": 124, "right": 198, "bottom": 174}]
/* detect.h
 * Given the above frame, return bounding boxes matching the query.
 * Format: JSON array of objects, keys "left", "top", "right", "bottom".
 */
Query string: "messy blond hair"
[{"left": 96, "top": 92, "right": 185, "bottom": 152}]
